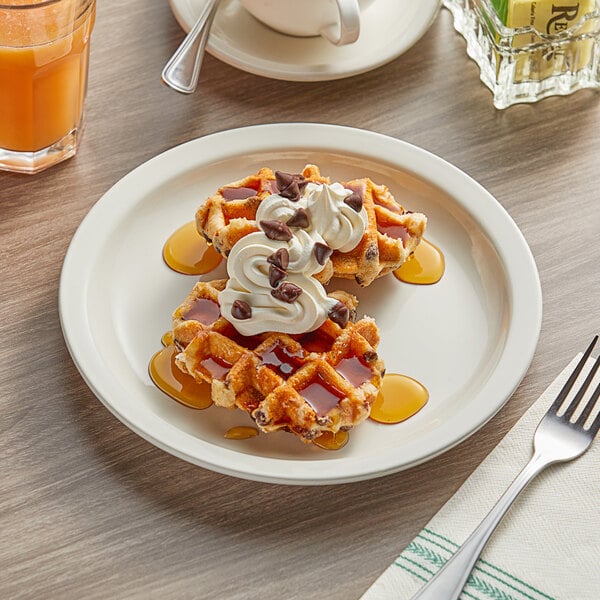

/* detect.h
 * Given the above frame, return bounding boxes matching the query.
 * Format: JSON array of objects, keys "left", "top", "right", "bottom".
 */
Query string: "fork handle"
[{"left": 410, "top": 452, "right": 549, "bottom": 600}]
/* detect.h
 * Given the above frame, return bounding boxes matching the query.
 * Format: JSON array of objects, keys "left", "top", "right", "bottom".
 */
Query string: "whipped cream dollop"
[
  {"left": 219, "top": 176, "right": 367, "bottom": 336},
  {"left": 257, "top": 182, "right": 368, "bottom": 253}
]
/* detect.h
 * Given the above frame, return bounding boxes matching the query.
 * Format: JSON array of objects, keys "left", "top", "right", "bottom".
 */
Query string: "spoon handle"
[{"left": 161, "top": 0, "right": 220, "bottom": 94}]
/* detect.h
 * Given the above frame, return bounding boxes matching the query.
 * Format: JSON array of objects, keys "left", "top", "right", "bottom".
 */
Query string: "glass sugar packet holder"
[{"left": 443, "top": 0, "right": 600, "bottom": 108}]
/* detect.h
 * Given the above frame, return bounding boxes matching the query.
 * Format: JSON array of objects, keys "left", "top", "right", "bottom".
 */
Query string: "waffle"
[
  {"left": 172, "top": 279, "right": 385, "bottom": 442},
  {"left": 196, "top": 165, "right": 427, "bottom": 286}
]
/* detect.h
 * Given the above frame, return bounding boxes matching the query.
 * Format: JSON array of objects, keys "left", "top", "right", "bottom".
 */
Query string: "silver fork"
[{"left": 411, "top": 335, "right": 600, "bottom": 600}]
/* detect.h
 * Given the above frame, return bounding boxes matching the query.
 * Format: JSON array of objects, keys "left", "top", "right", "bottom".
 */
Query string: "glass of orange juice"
[{"left": 0, "top": 0, "right": 96, "bottom": 174}]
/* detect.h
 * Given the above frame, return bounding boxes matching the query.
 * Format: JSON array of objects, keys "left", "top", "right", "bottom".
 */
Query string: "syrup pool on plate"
[
  {"left": 163, "top": 221, "right": 222, "bottom": 275},
  {"left": 313, "top": 430, "right": 349, "bottom": 450},
  {"left": 224, "top": 426, "right": 259, "bottom": 440},
  {"left": 149, "top": 341, "right": 213, "bottom": 410},
  {"left": 394, "top": 239, "right": 445, "bottom": 285},
  {"left": 370, "top": 374, "right": 429, "bottom": 424}
]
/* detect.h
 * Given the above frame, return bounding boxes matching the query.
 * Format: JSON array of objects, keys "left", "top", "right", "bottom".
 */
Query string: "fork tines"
[{"left": 550, "top": 335, "right": 600, "bottom": 432}]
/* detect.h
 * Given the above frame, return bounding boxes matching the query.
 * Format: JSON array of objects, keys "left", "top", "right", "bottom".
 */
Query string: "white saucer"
[{"left": 168, "top": 0, "right": 441, "bottom": 81}]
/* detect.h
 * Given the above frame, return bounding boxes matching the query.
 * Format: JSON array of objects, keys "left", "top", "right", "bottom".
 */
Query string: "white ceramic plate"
[
  {"left": 59, "top": 123, "right": 542, "bottom": 485},
  {"left": 168, "top": 0, "right": 441, "bottom": 81}
]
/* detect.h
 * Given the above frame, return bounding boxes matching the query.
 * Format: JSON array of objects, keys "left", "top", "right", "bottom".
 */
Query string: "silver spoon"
[{"left": 161, "top": 0, "right": 220, "bottom": 94}]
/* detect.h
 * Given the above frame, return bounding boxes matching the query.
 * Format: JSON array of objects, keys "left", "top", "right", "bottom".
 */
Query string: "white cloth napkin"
[{"left": 362, "top": 354, "right": 600, "bottom": 600}]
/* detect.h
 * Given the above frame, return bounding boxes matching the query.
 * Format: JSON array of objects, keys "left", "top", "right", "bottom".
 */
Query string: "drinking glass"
[{"left": 0, "top": 0, "right": 96, "bottom": 174}]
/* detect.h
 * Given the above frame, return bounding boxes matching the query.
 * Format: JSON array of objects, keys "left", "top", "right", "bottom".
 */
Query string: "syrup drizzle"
[
  {"left": 258, "top": 341, "right": 305, "bottom": 378},
  {"left": 200, "top": 356, "right": 232, "bottom": 380},
  {"left": 220, "top": 323, "right": 264, "bottom": 350},
  {"left": 163, "top": 221, "right": 222, "bottom": 276},
  {"left": 182, "top": 297, "right": 221, "bottom": 325},
  {"left": 377, "top": 222, "right": 410, "bottom": 244},
  {"left": 373, "top": 197, "right": 402, "bottom": 214},
  {"left": 299, "top": 373, "right": 346, "bottom": 417},
  {"left": 298, "top": 330, "right": 335, "bottom": 353},
  {"left": 394, "top": 239, "right": 445, "bottom": 285},
  {"left": 335, "top": 355, "right": 372, "bottom": 387},
  {"left": 370, "top": 373, "right": 429, "bottom": 424},
  {"left": 221, "top": 186, "right": 259, "bottom": 201}
]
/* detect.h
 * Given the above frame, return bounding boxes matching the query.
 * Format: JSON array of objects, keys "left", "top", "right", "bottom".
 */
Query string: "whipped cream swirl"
[
  {"left": 257, "top": 182, "right": 367, "bottom": 253},
  {"left": 219, "top": 178, "right": 367, "bottom": 335}
]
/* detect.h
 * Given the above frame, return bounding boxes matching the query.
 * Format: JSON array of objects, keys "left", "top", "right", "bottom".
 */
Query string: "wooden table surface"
[{"left": 1, "top": 1, "right": 599, "bottom": 598}]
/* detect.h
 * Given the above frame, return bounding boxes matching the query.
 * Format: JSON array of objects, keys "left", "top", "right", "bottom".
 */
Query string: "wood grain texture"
[{"left": 1, "top": 2, "right": 599, "bottom": 598}]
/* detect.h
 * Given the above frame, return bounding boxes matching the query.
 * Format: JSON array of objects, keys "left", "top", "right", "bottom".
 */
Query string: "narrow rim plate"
[
  {"left": 168, "top": 0, "right": 441, "bottom": 81},
  {"left": 59, "top": 123, "right": 542, "bottom": 485}
]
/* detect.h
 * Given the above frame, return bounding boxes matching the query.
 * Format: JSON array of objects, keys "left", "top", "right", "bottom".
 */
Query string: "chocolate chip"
[
  {"left": 271, "top": 282, "right": 303, "bottom": 303},
  {"left": 344, "top": 192, "right": 363, "bottom": 212},
  {"left": 254, "top": 410, "right": 269, "bottom": 426},
  {"left": 280, "top": 181, "right": 300, "bottom": 201},
  {"left": 231, "top": 300, "right": 252, "bottom": 320},
  {"left": 275, "top": 171, "right": 294, "bottom": 191},
  {"left": 274, "top": 171, "right": 306, "bottom": 202},
  {"left": 267, "top": 248, "right": 289, "bottom": 270},
  {"left": 286, "top": 207, "right": 309, "bottom": 228},
  {"left": 269, "top": 264, "right": 287, "bottom": 288},
  {"left": 314, "top": 242, "right": 332, "bottom": 265},
  {"left": 363, "top": 350, "right": 378, "bottom": 363},
  {"left": 260, "top": 219, "right": 293, "bottom": 241},
  {"left": 365, "top": 245, "right": 379, "bottom": 261},
  {"left": 328, "top": 302, "right": 349, "bottom": 328}
]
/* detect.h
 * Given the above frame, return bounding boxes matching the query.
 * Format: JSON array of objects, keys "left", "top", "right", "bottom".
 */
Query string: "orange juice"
[{"left": 0, "top": 0, "right": 95, "bottom": 171}]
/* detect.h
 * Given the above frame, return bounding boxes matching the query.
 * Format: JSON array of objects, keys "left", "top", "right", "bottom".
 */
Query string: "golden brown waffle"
[
  {"left": 172, "top": 280, "right": 385, "bottom": 442},
  {"left": 196, "top": 165, "right": 427, "bottom": 287}
]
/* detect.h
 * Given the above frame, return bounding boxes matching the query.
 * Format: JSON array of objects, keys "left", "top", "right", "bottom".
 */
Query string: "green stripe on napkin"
[{"left": 394, "top": 528, "right": 554, "bottom": 600}]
